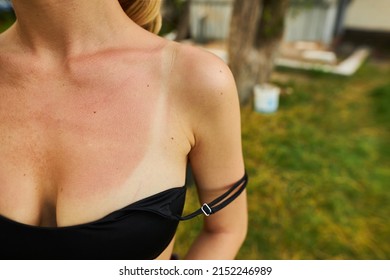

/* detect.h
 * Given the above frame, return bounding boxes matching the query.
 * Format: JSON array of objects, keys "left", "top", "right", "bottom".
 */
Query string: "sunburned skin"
[{"left": 0, "top": 44, "right": 188, "bottom": 227}]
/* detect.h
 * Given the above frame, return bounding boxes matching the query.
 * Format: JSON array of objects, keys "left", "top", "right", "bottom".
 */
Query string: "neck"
[{"left": 11, "top": 0, "right": 133, "bottom": 57}]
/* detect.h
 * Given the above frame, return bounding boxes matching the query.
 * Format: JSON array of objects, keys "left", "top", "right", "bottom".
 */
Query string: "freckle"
[
  {"left": 219, "top": 70, "right": 222, "bottom": 73},
  {"left": 171, "top": 137, "right": 174, "bottom": 140},
  {"left": 220, "top": 92, "right": 223, "bottom": 95},
  {"left": 23, "top": 174, "right": 26, "bottom": 177},
  {"left": 60, "top": 187, "right": 64, "bottom": 192},
  {"left": 147, "top": 84, "right": 150, "bottom": 88},
  {"left": 93, "top": 111, "right": 97, "bottom": 114}
]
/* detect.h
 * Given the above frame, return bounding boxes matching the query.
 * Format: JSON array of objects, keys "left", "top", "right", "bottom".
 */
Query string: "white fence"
[
  {"left": 189, "top": 0, "right": 340, "bottom": 46},
  {"left": 284, "top": 0, "right": 339, "bottom": 45}
]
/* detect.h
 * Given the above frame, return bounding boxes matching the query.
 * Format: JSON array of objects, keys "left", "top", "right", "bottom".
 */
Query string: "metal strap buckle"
[{"left": 201, "top": 203, "right": 212, "bottom": 216}]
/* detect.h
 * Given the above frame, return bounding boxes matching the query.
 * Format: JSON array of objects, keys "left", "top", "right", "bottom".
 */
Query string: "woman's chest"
[{"left": 0, "top": 69, "right": 190, "bottom": 226}]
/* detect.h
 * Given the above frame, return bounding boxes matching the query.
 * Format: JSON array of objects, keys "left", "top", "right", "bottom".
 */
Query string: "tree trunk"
[
  {"left": 175, "top": 0, "right": 191, "bottom": 41},
  {"left": 228, "top": 0, "right": 289, "bottom": 105}
]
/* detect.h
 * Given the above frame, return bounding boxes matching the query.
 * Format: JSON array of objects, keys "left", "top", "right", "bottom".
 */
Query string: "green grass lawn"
[{"left": 174, "top": 60, "right": 390, "bottom": 259}]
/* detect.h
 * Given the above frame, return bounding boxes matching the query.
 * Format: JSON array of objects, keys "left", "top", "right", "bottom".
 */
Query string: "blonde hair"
[{"left": 119, "top": 0, "right": 162, "bottom": 34}]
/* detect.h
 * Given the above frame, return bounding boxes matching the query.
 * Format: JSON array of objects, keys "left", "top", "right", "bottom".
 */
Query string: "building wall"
[
  {"left": 284, "top": 0, "right": 339, "bottom": 45},
  {"left": 344, "top": 0, "right": 390, "bottom": 31},
  {"left": 190, "top": 0, "right": 233, "bottom": 42}
]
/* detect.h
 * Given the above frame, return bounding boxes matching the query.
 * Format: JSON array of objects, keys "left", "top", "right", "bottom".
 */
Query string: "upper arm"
[{"left": 171, "top": 44, "right": 247, "bottom": 235}]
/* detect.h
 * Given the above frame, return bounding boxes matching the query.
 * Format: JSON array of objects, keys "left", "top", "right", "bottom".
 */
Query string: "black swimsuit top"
[{"left": 0, "top": 173, "right": 248, "bottom": 260}]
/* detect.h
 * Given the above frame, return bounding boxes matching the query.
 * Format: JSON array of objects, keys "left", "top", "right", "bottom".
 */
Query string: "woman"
[{"left": 0, "top": 0, "right": 247, "bottom": 259}]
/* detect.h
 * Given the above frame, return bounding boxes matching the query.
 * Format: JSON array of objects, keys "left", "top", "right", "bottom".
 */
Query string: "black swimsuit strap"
[{"left": 179, "top": 172, "right": 248, "bottom": 221}]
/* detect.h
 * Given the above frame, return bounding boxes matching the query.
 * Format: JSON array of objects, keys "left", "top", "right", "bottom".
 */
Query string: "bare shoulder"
[
  {"left": 0, "top": 29, "right": 12, "bottom": 58},
  {"left": 168, "top": 42, "right": 239, "bottom": 119},
  {"left": 0, "top": 25, "right": 27, "bottom": 69},
  {"left": 0, "top": 25, "right": 17, "bottom": 51},
  {"left": 166, "top": 42, "right": 245, "bottom": 191}
]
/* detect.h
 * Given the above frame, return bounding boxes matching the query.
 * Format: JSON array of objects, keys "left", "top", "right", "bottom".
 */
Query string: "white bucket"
[{"left": 253, "top": 84, "right": 280, "bottom": 113}]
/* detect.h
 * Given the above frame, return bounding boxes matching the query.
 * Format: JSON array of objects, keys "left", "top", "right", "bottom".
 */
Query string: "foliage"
[
  {"left": 255, "top": 0, "right": 287, "bottom": 44},
  {"left": 0, "top": 10, "right": 15, "bottom": 33},
  {"left": 174, "top": 60, "right": 390, "bottom": 259}
]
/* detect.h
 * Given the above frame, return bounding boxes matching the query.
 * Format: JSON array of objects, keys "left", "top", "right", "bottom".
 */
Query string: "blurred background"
[
  {"left": 160, "top": 0, "right": 390, "bottom": 260},
  {"left": 1, "top": 0, "right": 389, "bottom": 259}
]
